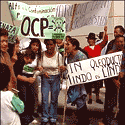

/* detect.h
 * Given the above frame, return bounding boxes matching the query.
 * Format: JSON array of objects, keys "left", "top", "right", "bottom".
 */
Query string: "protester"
[
  {"left": 13, "top": 49, "right": 36, "bottom": 125},
  {"left": 106, "top": 25, "right": 125, "bottom": 54},
  {"left": 0, "top": 28, "right": 17, "bottom": 91},
  {"left": 38, "top": 39, "right": 64, "bottom": 125},
  {"left": 20, "top": 38, "right": 44, "bottom": 122},
  {"left": 103, "top": 25, "right": 124, "bottom": 125},
  {"left": 65, "top": 38, "right": 89, "bottom": 125},
  {"left": 8, "top": 38, "right": 21, "bottom": 65},
  {"left": 0, "top": 63, "right": 24, "bottom": 125},
  {"left": 103, "top": 35, "right": 125, "bottom": 125},
  {"left": 117, "top": 41, "right": 125, "bottom": 125},
  {"left": 83, "top": 26, "right": 108, "bottom": 104}
]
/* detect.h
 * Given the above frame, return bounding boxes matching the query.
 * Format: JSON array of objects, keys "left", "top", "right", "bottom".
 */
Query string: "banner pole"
[
  {"left": 7, "top": 1, "right": 20, "bottom": 43},
  {"left": 62, "top": 40, "right": 68, "bottom": 125},
  {"left": 69, "top": 4, "right": 77, "bottom": 32}
]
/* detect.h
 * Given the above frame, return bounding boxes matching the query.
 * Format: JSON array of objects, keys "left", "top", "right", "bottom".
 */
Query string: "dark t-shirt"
[
  {"left": 105, "top": 39, "right": 115, "bottom": 54},
  {"left": 13, "top": 53, "right": 25, "bottom": 77}
]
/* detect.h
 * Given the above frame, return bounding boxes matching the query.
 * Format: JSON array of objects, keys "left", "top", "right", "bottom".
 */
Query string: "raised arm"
[{"left": 98, "top": 26, "right": 108, "bottom": 49}]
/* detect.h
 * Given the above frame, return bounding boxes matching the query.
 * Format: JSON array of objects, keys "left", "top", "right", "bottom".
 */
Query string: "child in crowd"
[
  {"left": 0, "top": 63, "right": 24, "bottom": 125},
  {"left": 13, "top": 49, "right": 36, "bottom": 125}
]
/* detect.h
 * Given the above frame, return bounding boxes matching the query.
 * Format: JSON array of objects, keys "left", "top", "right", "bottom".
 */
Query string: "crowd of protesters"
[{"left": 0, "top": 24, "right": 125, "bottom": 125}]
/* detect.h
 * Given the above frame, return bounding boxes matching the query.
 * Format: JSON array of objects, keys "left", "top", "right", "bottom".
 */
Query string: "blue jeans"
[{"left": 41, "top": 75, "right": 60, "bottom": 123}]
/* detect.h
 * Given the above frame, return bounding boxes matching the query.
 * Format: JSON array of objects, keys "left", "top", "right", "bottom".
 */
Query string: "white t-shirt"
[
  {"left": 42, "top": 52, "right": 63, "bottom": 75},
  {"left": 1, "top": 91, "right": 21, "bottom": 125}
]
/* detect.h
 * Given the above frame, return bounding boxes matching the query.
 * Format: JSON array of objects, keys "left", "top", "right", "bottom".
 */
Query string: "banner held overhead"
[
  {"left": 18, "top": 15, "right": 65, "bottom": 39},
  {"left": 72, "top": 1, "right": 111, "bottom": 30}
]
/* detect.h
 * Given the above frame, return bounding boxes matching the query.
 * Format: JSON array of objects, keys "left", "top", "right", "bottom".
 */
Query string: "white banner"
[
  {"left": 67, "top": 51, "right": 123, "bottom": 87},
  {"left": 72, "top": 1, "right": 111, "bottom": 30},
  {"left": 18, "top": 15, "right": 65, "bottom": 39},
  {"left": 8, "top": 1, "right": 73, "bottom": 32},
  {"left": 8, "top": 1, "right": 57, "bottom": 20}
]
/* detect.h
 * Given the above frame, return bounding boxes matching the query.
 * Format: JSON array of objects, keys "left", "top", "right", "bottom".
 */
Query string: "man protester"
[
  {"left": 109, "top": 36, "right": 125, "bottom": 125},
  {"left": 106, "top": 25, "right": 125, "bottom": 54},
  {"left": 104, "top": 30, "right": 125, "bottom": 124}
]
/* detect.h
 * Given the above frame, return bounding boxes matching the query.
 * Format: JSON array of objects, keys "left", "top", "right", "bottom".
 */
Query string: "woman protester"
[
  {"left": 65, "top": 38, "right": 89, "bottom": 125},
  {"left": 83, "top": 26, "right": 108, "bottom": 104},
  {"left": 20, "top": 38, "right": 44, "bottom": 120},
  {"left": 38, "top": 39, "right": 64, "bottom": 125}
]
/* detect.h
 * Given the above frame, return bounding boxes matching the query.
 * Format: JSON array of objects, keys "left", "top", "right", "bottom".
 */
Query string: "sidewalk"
[{"left": 29, "top": 87, "right": 118, "bottom": 125}]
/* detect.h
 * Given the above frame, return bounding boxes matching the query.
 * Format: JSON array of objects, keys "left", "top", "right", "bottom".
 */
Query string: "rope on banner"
[
  {"left": 69, "top": 4, "right": 77, "bottom": 32},
  {"left": 62, "top": 39, "right": 68, "bottom": 125}
]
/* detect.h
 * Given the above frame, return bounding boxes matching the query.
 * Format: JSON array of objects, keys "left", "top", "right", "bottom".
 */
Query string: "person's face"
[
  {"left": 65, "top": 41, "right": 75, "bottom": 54},
  {"left": 46, "top": 40, "right": 55, "bottom": 53},
  {"left": 87, "top": 38, "right": 95, "bottom": 46},
  {"left": 115, "top": 37, "right": 124, "bottom": 50},
  {"left": 56, "top": 39, "right": 63, "bottom": 47},
  {"left": 24, "top": 57, "right": 33, "bottom": 64},
  {"left": 31, "top": 42, "right": 39, "bottom": 53},
  {"left": 0, "top": 35, "right": 8, "bottom": 52},
  {"left": 14, "top": 43, "right": 20, "bottom": 53},
  {"left": 114, "top": 28, "right": 124, "bottom": 38},
  {"left": 66, "top": 37, "right": 70, "bottom": 42}
]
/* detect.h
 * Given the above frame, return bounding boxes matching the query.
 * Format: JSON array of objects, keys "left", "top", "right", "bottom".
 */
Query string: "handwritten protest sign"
[
  {"left": 66, "top": 51, "right": 123, "bottom": 87},
  {"left": 8, "top": 1, "right": 72, "bottom": 32},
  {"left": 72, "top": 1, "right": 111, "bottom": 30},
  {"left": 0, "top": 21, "right": 19, "bottom": 43},
  {"left": 17, "top": 15, "right": 65, "bottom": 39},
  {"left": 8, "top": 1, "right": 57, "bottom": 20}
]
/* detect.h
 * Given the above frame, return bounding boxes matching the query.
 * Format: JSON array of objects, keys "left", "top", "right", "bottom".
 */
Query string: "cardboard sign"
[
  {"left": 66, "top": 51, "right": 123, "bottom": 87},
  {"left": 72, "top": 1, "right": 111, "bottom": 30},
  {"left": 8, "top": 1, "right": 57, "bottom": 20},
  {"left": 0, "top": 21, "right": 19, "bottom": 43},
  {"left": 18, "top": 15, "right": 65, "bottom": 39}
]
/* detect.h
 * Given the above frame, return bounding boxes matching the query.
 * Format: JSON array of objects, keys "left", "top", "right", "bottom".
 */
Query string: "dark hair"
[
  {"left": 98, "top": 32, "right": 104, "bottom": 40},
  {"left": 115, "top": 25, "right": 125, "bottom": 34},
  {"left": 8, "top": 39, "right": 20, "bottom": 58},
  {"left": 27, "top": 38, "right": 42, "bottom": 59},
  {"left": 0, "top": 28, "right": 8, "bottom": 37},
  {"left": 8, "top": 43, "right": 15, "bottom": 58},
  {"left": 66, "top": 35, "right": 72, "bottom": 40},
  {"left": 44, "top": 39, "right": 56, "bottom": 45},
  {"left": 24, "top": 49, "right": 35, "bottom": 60},
  {"left": 69, "top": 38, "right": 80, "bottom": 50},
  {"left": 0, "top": 63, "right": 10, "bottom": 90}
]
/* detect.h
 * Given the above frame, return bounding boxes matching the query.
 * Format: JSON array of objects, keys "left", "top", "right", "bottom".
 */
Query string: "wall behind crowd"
[{"left": 1, "top": 1, "right": 124, "bottom": 48}]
